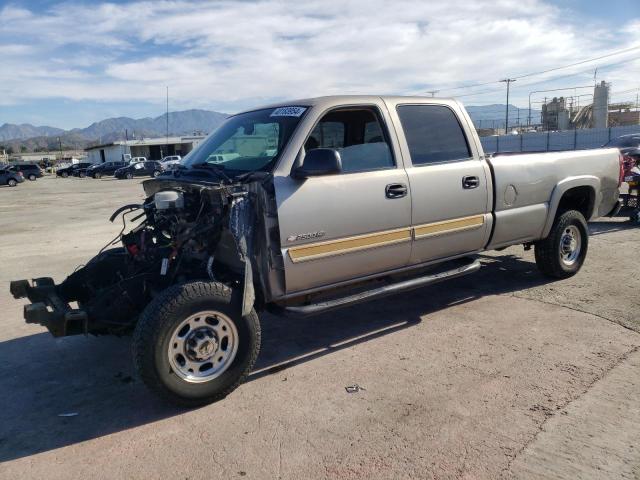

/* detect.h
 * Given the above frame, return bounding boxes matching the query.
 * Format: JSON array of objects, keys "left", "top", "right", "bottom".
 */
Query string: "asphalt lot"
[{"left": 0, "top": 176, "right": 639, "bottom": 479}]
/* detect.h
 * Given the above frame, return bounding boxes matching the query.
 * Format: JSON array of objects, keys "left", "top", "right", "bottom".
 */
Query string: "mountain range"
[
  {"left": 0, "top": 109, "right": 228, "bottom": 153},
  {"left": 1, "top": 105, "right": 539, "bottom": 153}
]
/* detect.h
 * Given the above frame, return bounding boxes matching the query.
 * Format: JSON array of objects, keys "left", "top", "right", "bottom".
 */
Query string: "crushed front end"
[{"left": 11, "top": 173, "right": 277, "bottom": 337}]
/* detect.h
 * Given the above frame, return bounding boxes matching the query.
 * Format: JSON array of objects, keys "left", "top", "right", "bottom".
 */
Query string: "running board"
[{"left": 281, "top": 257, "right": 481, "bottom": 317}]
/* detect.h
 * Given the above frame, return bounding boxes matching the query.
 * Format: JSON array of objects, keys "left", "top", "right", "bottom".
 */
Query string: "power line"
[
  {"left": 513, "top": 45, "right": 640, "bottom": 80},
  {"left": 427, "top": 44, "right": 640, "bottom": 94}
]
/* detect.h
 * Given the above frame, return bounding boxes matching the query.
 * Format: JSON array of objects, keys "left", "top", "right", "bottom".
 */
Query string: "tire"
[
  {"left": 534, "top": 210, "right": 588, "bottom": 279},
  {"left": 61, "top": 172, "right": 68, "bottom": 178},
  {"left": 79, "top": 172, "right": 86, "bottom": 178},
  {"left": 152, "top": 170, "right": 161, "bottom": 177},
  {"left": 133, "top": 281, "right": 261, "bottom": 407},
  {"left": 28, "top": 174, "right": 36, "bottom": 181},
  {"left": 7, "top": 179, "right": 17, "bottom": 187},
  {"left": 126, "top": 172, "right": 133, "bottom": 179},
  {"left": 94, "top": 172, "right": 102, "bottom": 179}
]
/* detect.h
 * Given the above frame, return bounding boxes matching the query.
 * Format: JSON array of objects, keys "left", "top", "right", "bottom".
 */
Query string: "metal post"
[
  {"left": 546, "top": 130, "right": 550, "bottom": 151},
  {"left": 520, "top": 132, "right": 523, "bottom": 152},
  {"left": 574, "top": 127, "right": 577, "bottom": 150}
]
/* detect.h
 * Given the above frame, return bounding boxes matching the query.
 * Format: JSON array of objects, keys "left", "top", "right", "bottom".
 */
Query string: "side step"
[{"left": 282, "top": 257, "right": 481, "bottom": 317}]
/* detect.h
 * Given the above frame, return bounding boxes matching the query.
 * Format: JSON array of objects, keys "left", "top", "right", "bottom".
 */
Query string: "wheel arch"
[{"left": 542, "top": 176, "right": 599, "bottom": 238}]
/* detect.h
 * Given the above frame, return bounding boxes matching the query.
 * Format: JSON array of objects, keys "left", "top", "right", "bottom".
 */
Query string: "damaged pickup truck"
[{"left": 10, "top": 96, "right": 623, "bottom": 406}]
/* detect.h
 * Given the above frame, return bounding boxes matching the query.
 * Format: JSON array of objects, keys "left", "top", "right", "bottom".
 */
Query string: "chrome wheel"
[
  {"left": 560, "top": 225, "right": 581, "bottom": 266},
  {"left": 167, "top": 310, "right": 239, "bottom": 383}
]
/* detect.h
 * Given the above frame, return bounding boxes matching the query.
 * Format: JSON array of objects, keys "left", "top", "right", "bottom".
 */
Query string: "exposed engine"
[{"left": 56, "top": 180, "right": 254, "bottom": 335}]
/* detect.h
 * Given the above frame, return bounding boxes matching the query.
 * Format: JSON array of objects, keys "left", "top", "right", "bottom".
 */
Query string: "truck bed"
[{"left": 487, "top": 148, "right": 621, "bottom": 249}]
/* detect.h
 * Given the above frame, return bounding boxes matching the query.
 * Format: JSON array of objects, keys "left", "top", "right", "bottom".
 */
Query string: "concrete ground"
[{"left": 0, "top": 176, "right": 638, "bottom": 480}]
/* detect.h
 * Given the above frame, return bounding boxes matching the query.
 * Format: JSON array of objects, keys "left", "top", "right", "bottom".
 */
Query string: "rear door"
[
  {"left": 386, "top": 101, "right": 492, "bottom": 264},
  {"left": 274, "top": 102, "right": 412, "bottom": 294}
]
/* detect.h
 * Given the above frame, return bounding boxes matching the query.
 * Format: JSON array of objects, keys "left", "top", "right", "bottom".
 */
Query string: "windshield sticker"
[{"left": 270, "top": 106, "right": 307, "bottom": 117}]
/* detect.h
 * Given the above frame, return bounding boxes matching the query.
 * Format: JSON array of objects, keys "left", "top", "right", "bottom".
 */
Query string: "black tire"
[
  {"left": 534, "top": 210, "right": 588, "bottom": 279},
  {"left": 133, "top": 281, "right": 261, "bottom": 407},
  {"left": 126, "top": 172, "right": 133, "bottom": 179},
  {"left": 61, "top": 171, "right": 68, "bottom": 178},
  {"left": 152, "top": 170, "right": 161, "bottom": 177},
  {"left": 94, "top": 172, "right": 102, "bottom": 179},
  {"left": 28, "top": 174, "right": 36, "bottom": 181},
  {"left": 79, "top": 172, "right": 86, "bottom": 178},
  {"left": 8, "top": 178, "right": 17, "bottom": 187}
]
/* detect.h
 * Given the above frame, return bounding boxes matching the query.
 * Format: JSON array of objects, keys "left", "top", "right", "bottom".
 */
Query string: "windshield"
[{"left": 182, "top": 106, "right": 307, "bottom": 175}]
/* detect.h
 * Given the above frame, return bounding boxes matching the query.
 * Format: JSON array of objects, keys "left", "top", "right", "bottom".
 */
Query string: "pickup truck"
[{"left": 10, "top": 96, "right": 623, "bottom": 406}]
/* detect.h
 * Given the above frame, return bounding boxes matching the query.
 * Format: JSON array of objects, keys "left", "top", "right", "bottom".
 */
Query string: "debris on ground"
[{"left": 345, "top": 384, "right": 366, "bottom": 393}]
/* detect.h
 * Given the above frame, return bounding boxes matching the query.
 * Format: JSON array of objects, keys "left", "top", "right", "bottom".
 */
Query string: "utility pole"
[
  {"left": 166, "top": 86, "right": 169, "bottom": 148},
  {"left": 500, "top": 78, "right": 516, "bottom": 134}
]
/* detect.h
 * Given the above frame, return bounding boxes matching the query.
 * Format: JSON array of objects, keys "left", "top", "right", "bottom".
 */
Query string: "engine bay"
[{"left": 53, "top": 176, "right": 265, "bottom": 335}]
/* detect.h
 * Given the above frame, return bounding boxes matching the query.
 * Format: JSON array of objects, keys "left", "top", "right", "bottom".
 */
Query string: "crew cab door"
[
  {"left": 386, "top": 101, "right": 492, "bottom": 264},
  {"left": 274, "top": 103, "right": 412, "bottom": 294}
]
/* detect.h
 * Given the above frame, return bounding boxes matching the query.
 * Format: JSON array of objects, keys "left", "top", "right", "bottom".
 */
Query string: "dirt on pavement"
[{"left": 0, "top": 177, "right": 638, "bottom": 479}]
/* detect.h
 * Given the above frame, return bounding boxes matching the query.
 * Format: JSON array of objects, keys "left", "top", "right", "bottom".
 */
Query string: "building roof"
[{"left": 85, "top": 135, "right": 206, "bottom": 152}]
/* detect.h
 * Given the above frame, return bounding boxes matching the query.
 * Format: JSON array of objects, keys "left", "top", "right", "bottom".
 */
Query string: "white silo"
[{"left": 593, "top": 81, "right": 609, "bottom": 128}]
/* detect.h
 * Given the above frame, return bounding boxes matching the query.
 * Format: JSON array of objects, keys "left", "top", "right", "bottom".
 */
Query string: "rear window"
[{"left": 396, "top": 105, "right": 471, "bottom": 165}]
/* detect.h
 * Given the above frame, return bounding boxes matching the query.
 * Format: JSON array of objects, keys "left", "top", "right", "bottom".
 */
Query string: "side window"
[
  {"left": 397, "top": 105, "right": 471, "bottom": 165},
  {"left": 304, "top": 107, "right": 394, "bottom": 173}
]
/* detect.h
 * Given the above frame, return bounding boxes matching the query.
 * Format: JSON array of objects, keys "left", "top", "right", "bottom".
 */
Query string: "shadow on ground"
[{"left": 0, "top": 253, "right": 553, "bottom": 462}]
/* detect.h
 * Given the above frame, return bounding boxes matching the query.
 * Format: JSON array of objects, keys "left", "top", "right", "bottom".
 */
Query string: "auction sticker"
[{"left": 271, "top": 106, "right": 307, "bottom": 117}]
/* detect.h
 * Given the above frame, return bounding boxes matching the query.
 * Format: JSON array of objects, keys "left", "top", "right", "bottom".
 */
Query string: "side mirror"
[{"left": 293, "top": 148, "right": 342, "bottom": 178}]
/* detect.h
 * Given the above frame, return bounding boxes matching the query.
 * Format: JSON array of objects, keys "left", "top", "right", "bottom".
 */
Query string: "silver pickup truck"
[{"left": 11, "top": 96, "right": 623, "bottom": 406}]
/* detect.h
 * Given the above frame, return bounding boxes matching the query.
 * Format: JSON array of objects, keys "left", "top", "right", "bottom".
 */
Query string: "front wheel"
[
  {"left": 61, "top": 172, "right": 68, "bottom": 178},
  {"left": 534, "top": 210, "right": 588, "bottom": 279},
  {"left": 133, "top": 281, "right": 261, "bottom": 407},
  {"left": 7, "top": 178, "right": 17, "bottom": 187},
  {"left": 28, "top": 174, "right": 36, "bottom": 181},
  {"left": 126, "top": 172, "right": 133, "bottom": 179},
  {"left": 94, "top": 172, "right": 102, "bottom": 179},
  {"left": 152, "top": 170, "right": 161, "bottom": 177}
]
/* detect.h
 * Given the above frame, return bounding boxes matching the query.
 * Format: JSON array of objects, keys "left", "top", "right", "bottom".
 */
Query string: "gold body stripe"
[
  {"left": 287, "top": 214, "right": 485, "bottom": 263},
  {"left": 413, "top": 214, "right": 485, "bottom": 239},
  {"left": 288, "top": 227, "right": 411, "bottom": 263}
]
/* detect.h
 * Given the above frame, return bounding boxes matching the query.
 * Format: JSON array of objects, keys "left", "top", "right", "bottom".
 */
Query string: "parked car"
[
  {"left": 56, "top": 162, "right": 93, "bottom": 178},
  {"left": 86, "top": 161, "right": 128, "bottom": 179},
  {"left": 11, "top": 96, "right": 623, "bottom": 407},
  {"left": 130, "top": 156, "right": 147, "bottom": 164},
  {"left": 114, "top": 161, "right": 164, "bottom": 179},
  {"left": 161, "top": 155, "right": 182, "bottom": 167},
  {"left": 8, "top": 163, "right": 43, "bottom": 181},
  {"left": 0, "top": 167, "right": 24, "bottom": 187}
]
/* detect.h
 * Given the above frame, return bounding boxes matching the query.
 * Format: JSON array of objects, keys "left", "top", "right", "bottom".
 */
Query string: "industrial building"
[
  {"left": 85, "top": 135, "right": 206, "bottom": 164},
  {"left": 540, "top": 81, "right": 639, "bottom": 131}
]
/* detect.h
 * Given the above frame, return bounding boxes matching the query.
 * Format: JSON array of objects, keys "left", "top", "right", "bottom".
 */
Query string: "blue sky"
[{"left": 1, "top": 0, "right": 638, "bottom": 129}]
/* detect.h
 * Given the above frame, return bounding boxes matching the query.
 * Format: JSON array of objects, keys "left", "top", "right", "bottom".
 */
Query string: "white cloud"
[{"left": 0, "top": 0, "right": 639, "bottom": 114}]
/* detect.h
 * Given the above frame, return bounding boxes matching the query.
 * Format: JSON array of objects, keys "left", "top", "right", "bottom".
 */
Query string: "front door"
[
  {"left": 275, "top": 104, "right": 412, "bottom": 294},
  {"left": 388, "top": 101, "right": 491, "bottom": 264}
]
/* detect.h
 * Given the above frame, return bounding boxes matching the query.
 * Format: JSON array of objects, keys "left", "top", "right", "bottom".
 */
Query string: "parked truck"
[{"left": 11, "top": 96, "right": 623, "bottom": 406}]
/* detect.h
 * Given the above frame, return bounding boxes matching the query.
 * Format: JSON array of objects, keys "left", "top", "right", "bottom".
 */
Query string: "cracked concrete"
[{"left": 0, "top": 177, "right": 638, "bottom": 479}]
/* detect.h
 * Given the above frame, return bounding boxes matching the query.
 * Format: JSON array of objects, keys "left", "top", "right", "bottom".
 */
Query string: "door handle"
[
  {"left": 385, "top": 183, "right": 408, "bottom": 199},
  {"left": 462, "top": 176, "right": 479, "bottom": 189}
]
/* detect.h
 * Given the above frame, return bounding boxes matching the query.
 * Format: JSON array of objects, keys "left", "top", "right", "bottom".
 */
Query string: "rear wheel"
[
  {"left": 534, "top": 210, "right": 588, "bottom": 279},
  {"left": 79, "top": 172, "right": 86, "bottom": 178},
  {"left": 94, "top": 172, "right": 102, "bottom": 179},
  {"left": 152, "top": 170, "right": 161, "bottom": 177},
  {"left": 28, "top": 174, "right": 36, "bottom": 181},
  {"left": 7, "top": 178, "right": 17, "bottom": 187},
  {"left": 126, "top": 172, "right": 133, "bottom": 179},
  {"left": 133, "top": 281, "right": 261, "bottom": 407},
  {"left": 61, "top": 171, "right": 68, "bottom": 178}
]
